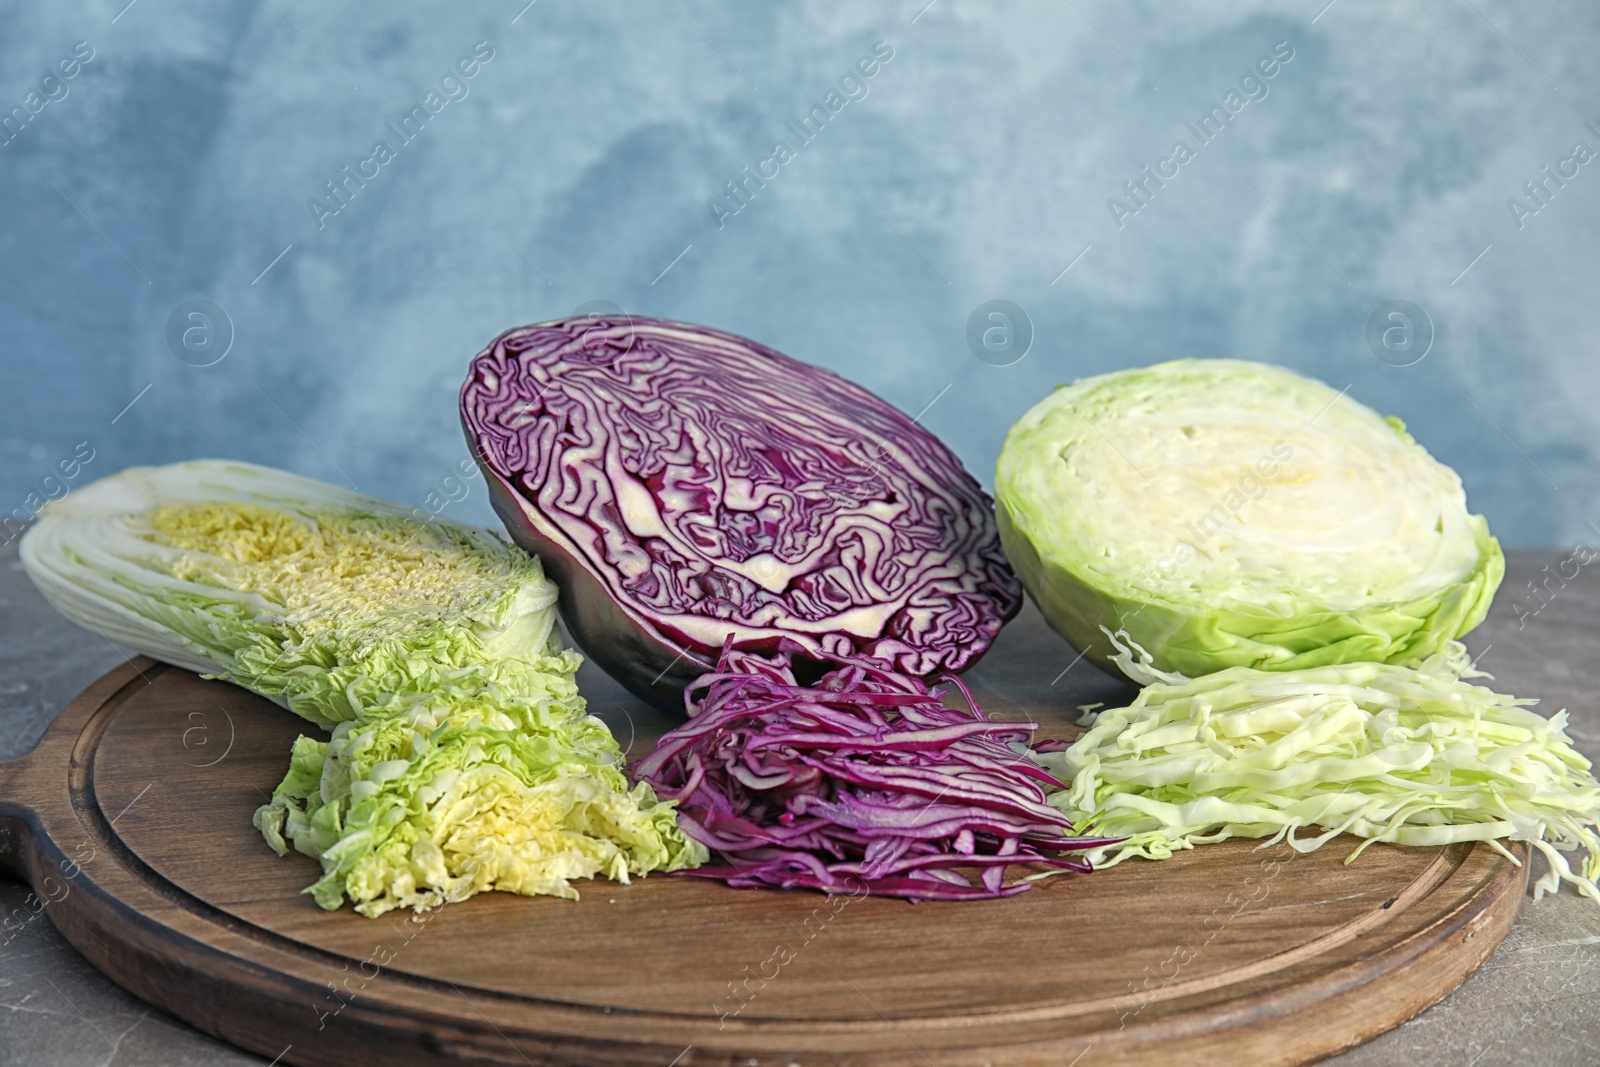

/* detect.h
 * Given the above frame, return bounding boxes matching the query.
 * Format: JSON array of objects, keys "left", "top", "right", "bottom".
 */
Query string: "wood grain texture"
[{"left": 0, "top": 608, "right": 1530, "bottom": 1066}]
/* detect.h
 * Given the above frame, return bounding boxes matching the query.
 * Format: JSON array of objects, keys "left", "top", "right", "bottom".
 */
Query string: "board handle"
[
  {"left": 0, "top": 742, "right": 47, "bottom": 880},
  {"left": 0, "top": 658, "right": 159, "bottom": 879},
  {"left": 0, "top": 757, "right": 27, "bottom": 877}
]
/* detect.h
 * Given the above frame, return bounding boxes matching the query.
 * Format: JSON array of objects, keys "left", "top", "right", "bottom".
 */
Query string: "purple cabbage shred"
[{"left": 631, "top": 640, "right": 1112, "bottom": 901}]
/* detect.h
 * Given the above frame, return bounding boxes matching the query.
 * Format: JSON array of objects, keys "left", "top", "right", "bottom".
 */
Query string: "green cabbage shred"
[{"left": 1039, "top": 630, "right": 1600, "bottom": 904}]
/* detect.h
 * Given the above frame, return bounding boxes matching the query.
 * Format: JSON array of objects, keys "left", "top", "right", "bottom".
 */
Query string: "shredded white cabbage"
[{"left": 1039, "top": 632, "right": 1600, "bottom": 904}]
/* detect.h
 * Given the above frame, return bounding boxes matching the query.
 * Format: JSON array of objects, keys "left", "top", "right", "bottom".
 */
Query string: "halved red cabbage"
[
  {"left": 631, "top": 641, "right": 1105, "bottom": 899},
  {"left": 461, "top": 317, "right": 1021, "bottom": 708}
]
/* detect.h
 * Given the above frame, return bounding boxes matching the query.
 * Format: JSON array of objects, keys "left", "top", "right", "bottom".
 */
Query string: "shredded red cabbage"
[{"left": 631, "top": 641, "right": 1109, "bottom": 900}]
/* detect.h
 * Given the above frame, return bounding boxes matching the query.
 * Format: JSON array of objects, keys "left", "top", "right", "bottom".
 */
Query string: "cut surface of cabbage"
[{"left": 996, "top": 360, "right": 1503, "bottom": 679}]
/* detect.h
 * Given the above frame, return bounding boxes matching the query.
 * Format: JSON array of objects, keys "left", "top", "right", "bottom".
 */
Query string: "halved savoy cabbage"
[{"left": 995, "top": 359, "right": 1503, "bottom": 681}]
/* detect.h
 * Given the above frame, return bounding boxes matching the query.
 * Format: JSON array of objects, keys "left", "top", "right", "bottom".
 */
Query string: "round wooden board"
[{"left": 0, "top": 622, "right": 1528, "bottom": 1067}]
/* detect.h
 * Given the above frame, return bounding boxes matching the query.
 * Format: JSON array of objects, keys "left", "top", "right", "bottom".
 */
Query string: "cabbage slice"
[
  {"left": 995, "top": 359, "right": 1503, "bottom": 680},
  {"left": 21, "top": 460, "right": 704, "bottom": 916},
  {"left": 1040, "top": 634, "right": 1600, "bottom": 904}
]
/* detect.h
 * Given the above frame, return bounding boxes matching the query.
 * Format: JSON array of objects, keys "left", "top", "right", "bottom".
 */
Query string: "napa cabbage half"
[{"left": 21, "top": 460, "right": 704, "bottom": 916}]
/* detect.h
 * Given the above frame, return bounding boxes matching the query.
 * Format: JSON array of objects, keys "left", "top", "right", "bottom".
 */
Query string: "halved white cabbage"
[{"left": 996, "top": 360, "right": 1503, "bottom": 680}]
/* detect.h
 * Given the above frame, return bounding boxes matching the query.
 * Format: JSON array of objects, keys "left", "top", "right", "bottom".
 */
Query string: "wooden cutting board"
[{"left": 0, "top": 607, "right": 1528, "bottom": 1067}]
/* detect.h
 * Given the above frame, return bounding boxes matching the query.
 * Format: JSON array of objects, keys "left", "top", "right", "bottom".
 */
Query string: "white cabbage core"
[{"left": 1003, "top": 361, "right": 1481, "bottom": 612}]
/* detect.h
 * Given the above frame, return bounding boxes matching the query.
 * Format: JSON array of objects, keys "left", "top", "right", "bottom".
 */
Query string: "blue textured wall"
[{"left": 3, "top": 1, "right": 1596, "bottom": 547}]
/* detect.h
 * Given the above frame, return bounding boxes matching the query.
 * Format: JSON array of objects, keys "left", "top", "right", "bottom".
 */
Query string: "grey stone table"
[{"left": 2, "top": 541, "right": 1597, "bottom": 1066}]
